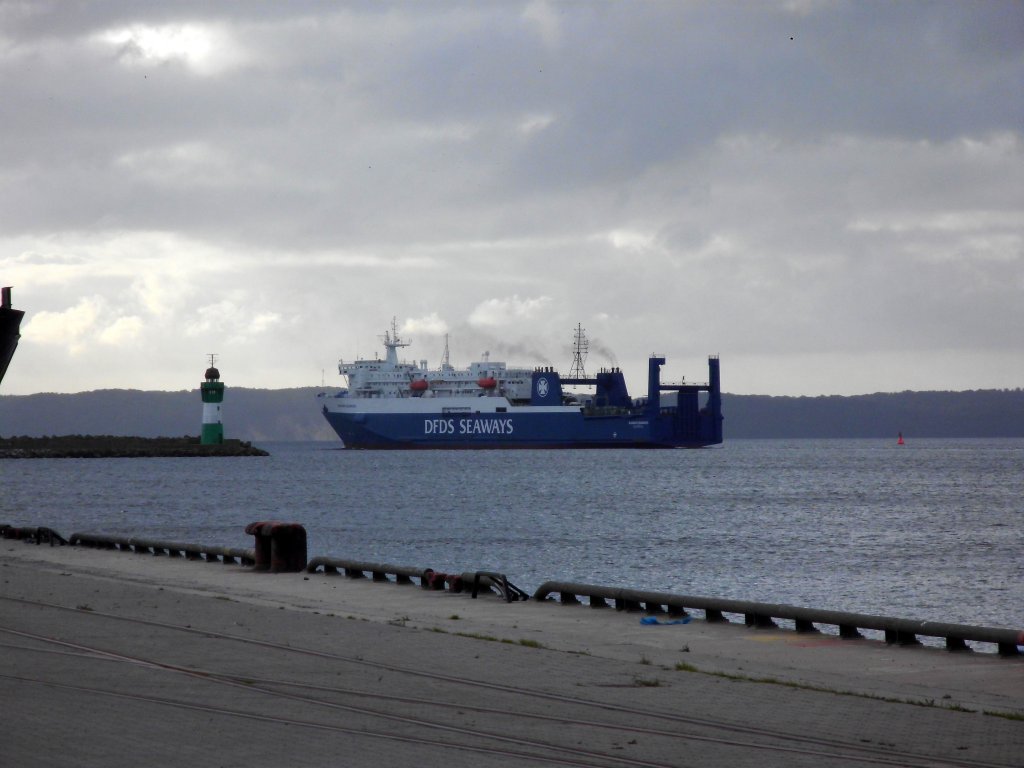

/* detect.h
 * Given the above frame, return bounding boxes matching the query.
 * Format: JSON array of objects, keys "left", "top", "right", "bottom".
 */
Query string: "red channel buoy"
[{"left": 897, "top": 432, "right": 905, "bottom": 445}]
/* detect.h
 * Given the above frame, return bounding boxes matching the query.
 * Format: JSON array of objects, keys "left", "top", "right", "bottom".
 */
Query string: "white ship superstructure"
[{"left": 339, "top": 322, "right": 535, "bottom": 403}]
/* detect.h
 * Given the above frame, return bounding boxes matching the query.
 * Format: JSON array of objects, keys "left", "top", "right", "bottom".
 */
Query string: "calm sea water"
[{"left": 2, "top": 439, "right": 1021, "bottom": 630}]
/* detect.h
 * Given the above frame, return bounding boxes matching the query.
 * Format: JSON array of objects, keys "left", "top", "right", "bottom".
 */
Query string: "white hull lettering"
[
  {"left": 424, "top": 417, "right": 514, "bottom": 436},
  {"left": 458, "top": 418, "right": 514, "bottom": 435},
  {"left": 424, "top": 418, "right": 456, "bottom": 434}
]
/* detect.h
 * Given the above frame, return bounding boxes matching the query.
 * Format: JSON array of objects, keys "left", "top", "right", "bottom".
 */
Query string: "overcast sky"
[{"left": 2, "top": 1, "right": 1021, "bottom": 397}]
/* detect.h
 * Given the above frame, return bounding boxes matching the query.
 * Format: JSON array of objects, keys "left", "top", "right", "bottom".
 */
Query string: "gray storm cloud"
[{"left": 1, "top": 1, "right": 1021, "bottom": 396}]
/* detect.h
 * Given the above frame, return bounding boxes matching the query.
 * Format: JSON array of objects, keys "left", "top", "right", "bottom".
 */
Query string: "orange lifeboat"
[
  {"left": 410, "top": 379, "right": 429, "bottom": 392},
  {"left": 477, "top": 376, "right": 497, "bottom": 389}
]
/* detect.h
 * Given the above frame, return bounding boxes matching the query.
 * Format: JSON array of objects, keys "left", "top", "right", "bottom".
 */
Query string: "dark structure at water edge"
[
  {"left": 0, "top": 435, "right": 268, "bottom": 458},
  {"left": 0, "top": 287, "right": 24, "bottom": 389}
]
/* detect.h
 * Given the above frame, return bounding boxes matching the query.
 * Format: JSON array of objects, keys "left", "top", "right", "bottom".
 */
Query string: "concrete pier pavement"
[{"left": 1, "top": 542, "right": 1021, "bottom": 767}]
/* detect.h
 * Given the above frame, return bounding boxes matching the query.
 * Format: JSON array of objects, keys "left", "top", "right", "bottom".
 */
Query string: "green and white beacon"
[{"left": 200, "top": 354, "right": 225, "bottom": 444}]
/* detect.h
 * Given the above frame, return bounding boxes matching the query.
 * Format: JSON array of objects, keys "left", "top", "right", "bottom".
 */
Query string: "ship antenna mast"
[
  {"left": 381, "top": 316, "right": 410, "bottom": 366},
  {"left": 441, "top": 333, "right": 451, "bottom": 370},
  {"left": 569, "top": 323, "right": 588, "bottom": 378}
]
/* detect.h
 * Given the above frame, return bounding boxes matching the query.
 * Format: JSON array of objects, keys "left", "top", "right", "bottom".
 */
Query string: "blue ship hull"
[{"left": 323, "top": 410, "right": 718, "bottom": 449}]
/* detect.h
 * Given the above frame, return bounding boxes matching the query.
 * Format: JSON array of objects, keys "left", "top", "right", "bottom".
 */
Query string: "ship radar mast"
[
  {"left": 441, "top": 333, "right": 452, "bottom": 371},
  {"left": 381, "top": 317, "right": 410, "bottom": 366},
  {"left": 569, "top": 323, "right": 588, "bottom": 378}
]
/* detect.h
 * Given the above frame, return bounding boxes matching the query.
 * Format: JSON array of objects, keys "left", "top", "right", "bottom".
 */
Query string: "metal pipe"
[
  {"left": 534, "top": 580, "right": 1023, "bottom": 656},
  {"left": 306, "top": 556, "right": 427, "bottom": 585},
  {"left": 69, "top": 532, "right": 254, "bottom": 566}
]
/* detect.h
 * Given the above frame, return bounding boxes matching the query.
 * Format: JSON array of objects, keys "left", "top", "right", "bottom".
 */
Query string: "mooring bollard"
[{"left": 244, "top": 521, "right": 307, "bottom": 572}]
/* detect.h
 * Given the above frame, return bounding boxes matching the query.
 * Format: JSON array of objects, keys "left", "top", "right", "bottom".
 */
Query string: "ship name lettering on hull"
[{"left": 423, "top": 418, "right": 514, "bottom": 436}]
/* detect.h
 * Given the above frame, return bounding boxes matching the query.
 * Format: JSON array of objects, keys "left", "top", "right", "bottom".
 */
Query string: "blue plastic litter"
[{"left": 640, "top": 616, "right": 692, "bottom": 626}]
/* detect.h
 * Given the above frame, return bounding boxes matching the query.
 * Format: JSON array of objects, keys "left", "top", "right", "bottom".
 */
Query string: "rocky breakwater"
[{"left": 0, "top": 435, "right": 269, "bottom": 458}]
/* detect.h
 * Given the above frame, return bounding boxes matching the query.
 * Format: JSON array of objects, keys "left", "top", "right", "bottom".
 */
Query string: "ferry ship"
[{"left": 319, "top": 322, "right": 723, "bottom": 449}]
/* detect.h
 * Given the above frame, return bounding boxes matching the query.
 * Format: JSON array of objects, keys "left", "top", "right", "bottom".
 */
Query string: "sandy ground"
[{"left": 1, "top": 541, "right": 1021, "bottom": 767}]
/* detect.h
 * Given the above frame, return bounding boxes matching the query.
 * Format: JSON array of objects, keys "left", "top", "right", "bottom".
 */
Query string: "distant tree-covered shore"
[{"left": 1, "top": 387, "right": 1022, "bottom": 441}]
